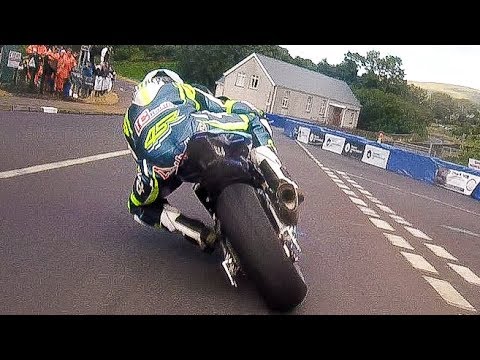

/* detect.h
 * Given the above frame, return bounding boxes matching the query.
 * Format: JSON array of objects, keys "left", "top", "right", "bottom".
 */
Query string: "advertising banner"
[
  {"left": 322, "top": 134, "right": 345, "bottom": 154},
  {"left": 308, "top": 129, "right": 325, "bottom": 146},
  {"left": 342, "top": 140, "right": 365, "bottom": 160},
  {"left": 434, "top": 167, "right": 480, "bottom": 196},
  {"left": 468, "top": 158, "right": 480, "bottom": 171},
  {"left": 296, "top": 126, "right": 311, "bottom": 144},
  {"left": 362, "top": 144, "right": 390, "bottom": 169},
  {"left": 7, "top": 51, "right": 22, "bottom": 68}
]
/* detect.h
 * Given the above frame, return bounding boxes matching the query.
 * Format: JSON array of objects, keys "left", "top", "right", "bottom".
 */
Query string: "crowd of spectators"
[
  {"left": 24, "top": 45, "right": 77, "bottom": 96},
  {"left": 22, "top": 45, "right": 116, "bottom": 99}
]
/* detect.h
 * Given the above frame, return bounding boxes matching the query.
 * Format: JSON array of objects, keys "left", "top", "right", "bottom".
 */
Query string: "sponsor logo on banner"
[
  {"left": 342, "top": 140, "right": 365, "bottom": 160},
  {"left": 361, "top": 144, "right": 390, "bottom": 169},
  {"left": 322, "top": 134, "right": 346, "bottom": 154},
  {"left": 297, "top": 126, "right": 311, "bottom": 144},
  {"left": 468, "top": 158, "right": 480, "bottom": 171},
  {"left": 308, "top": 130, "right": 325, "bottom": 146},
  {"left": 434, "top": 167, "right": 480, "bottom": 196}
]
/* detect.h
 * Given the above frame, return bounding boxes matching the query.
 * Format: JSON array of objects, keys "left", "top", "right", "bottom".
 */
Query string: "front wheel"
[{"left": 216, "top": 183, "right": 307, "bottom": 312}]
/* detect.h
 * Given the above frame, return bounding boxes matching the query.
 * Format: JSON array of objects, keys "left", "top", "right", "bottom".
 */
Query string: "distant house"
[{"left": 215, "top": 53, "right": 361, "bottom": 129}]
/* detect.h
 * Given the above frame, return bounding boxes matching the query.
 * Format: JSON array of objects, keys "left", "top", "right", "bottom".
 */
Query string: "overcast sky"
[{"left": 280, "top": 45, "right": 480, "bottom": 90}]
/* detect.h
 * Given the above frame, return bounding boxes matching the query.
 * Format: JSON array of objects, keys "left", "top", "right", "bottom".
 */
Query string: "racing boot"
[
  {"left": 158, "top": 204, "right": 218, "bottom": 253},
  {"left": 250, "top": 145, "right": 304, "bottom": 226},
  {"left": 132, "top": 202, "right": 217, "bottom": 253}
]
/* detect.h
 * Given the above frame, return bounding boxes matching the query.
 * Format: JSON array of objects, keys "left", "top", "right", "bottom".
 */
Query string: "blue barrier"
[{"left": 277, "top": 116, "right": 480, "bottom": 201}]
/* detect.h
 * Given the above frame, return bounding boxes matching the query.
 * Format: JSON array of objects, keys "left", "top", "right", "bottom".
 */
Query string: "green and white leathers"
[{"left": 123, "top": 69, "right": 298, "bottom": 251}]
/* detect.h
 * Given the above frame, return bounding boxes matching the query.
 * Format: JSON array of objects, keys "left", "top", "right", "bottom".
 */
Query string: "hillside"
[{"left": 408, "top": 81, "right": 480, "bottom": 105}]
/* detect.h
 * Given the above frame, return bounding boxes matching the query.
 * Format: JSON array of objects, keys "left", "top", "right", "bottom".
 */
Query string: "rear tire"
[{"left": 216, "top": 183, "right": 307, "bottom": 312}]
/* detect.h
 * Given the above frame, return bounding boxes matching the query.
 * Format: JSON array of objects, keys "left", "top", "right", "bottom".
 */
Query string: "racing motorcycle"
[{"left": 177, "top": 131, "right": 308, "bottom": 312}]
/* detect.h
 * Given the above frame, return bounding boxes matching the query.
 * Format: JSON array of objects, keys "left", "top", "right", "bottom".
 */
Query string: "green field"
[
  {"left": 408, "top": 81, "right": 480, "bottom": 105},
  {"left": 114, "top": 60, "right": 178, "bottom": 82}
]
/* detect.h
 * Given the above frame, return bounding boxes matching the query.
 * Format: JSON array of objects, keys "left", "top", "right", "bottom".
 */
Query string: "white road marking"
[
  {"left": 0, "top": 150, "right": 131, "bottom": 179},
  {"left": 369, "top": 217, "right": 395, "bottom": 231},
  {"left": 424, "top": 244, "right": 458, "bottom": 261},
  {"left": 358, "top": 189, "right": 373, "bottom": 196},
  {"left": 350, "top": 197, "right": 368, "bottom": 207},
  {"left": 342, "top": 189, "right": 357, "bottom": 196},
  {"left": 383, "top": 233, "right": 414, "bottom": 250},
  {"left": 448, "top": 264, "right": 480, "bottom": 286},
  {"left": 389, "top": 215, "right": 412, "bottom": 226},
  {"left": 423, "top": 276, "right": 476, "bottom": 312},
  {"left": 358, "top": 206, "right": 380, "bottom": 217},
  {"left": 332, "top": 178, "right": 344, "bottom": 184},
  {"left": 346, "top": 179, "right": 358, "bottom": 184},
  {"left": 441, "top": 225, "right": 480, "bottom": 238},
  {"left": 401, "top": 252, "right": 438, "bottom": 273},
  {"left": 336, "top": 170, "right": 346, "bottom": 175},
  {"left": 342, "top": 172, "right": 480, "bottom": 218},
  {"left": 323, "top": 167, "right": 331, "bottom": 171},
  {"left": 375, "top": 204, "right": 396, "bottom": 214},
  {"left": 404, "top": 226, "right": 432, "bottom": 241},
  {"left": 325, "top": 171, "right": 335, "bottom": 176},
  {"left": 336, "top": 183, "right": 351, "bottom": 190},
  {"left": 365, "top": 195, "right": 383, "bottom": 205},
  {"left": 351, "top": 183, "right": 364, "bottom": 189}
]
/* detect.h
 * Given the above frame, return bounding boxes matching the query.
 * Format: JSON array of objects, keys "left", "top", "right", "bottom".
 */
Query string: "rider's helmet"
[{"left": 132, "top": 69, "right": 183, "bottom": 106}]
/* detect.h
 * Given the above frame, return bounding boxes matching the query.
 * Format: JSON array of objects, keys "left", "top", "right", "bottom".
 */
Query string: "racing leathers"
[{"left": 123, "top": 76, "right": 300, "bottom": 251}]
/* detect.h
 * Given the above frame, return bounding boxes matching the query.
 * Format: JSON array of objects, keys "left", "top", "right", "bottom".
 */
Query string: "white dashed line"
[
  {"left": 325, "top": 171, "right": 335, "bottom": 176},
  {"left": 448, "top": 264, "right": 480, "bottom": 286},
  {"left": 323, "top": 167, "right": 331, "bottom": 171},
  {"left": 358, "top": 189, "right": 373, "bottom": 196},
  {"left": 404, "top": 226, "right": 433, "bottom": 241},
  {"left": 383, "top": 233, "right": 414, "bottom": 250},
  {"left": 351, "top": 183, "right": 363, "bottom": 189},
  {"left": 0, "top": 150, "right": 131, "bottom": 179},
  {"left": 401, "top": 252, "right": 438, "bottom": 274},
  {"left": 336, "top": 183, "right": 351, "bottom": 190},
  {"left": 365, "top": 196, "right": 383, "bottom": 205},
  {"left": 336, "top": 171, "right": 346, "bottom": 175},
  {"left": 424, "top": 244, "right": 458, "bottom": 261},
  {"left": 332, "top": 178, "right": 344, "bottom": 184},
  {"left": 350, "top": 197, "right": 368, "bottom": 207},
  {"left": 346, "top": 179, "right": 358, "bottom": 184},
  {"left": 342, "top": 189, "right": 357, "bottom": 196},
  {"left": 369, "top": 218, "right": 395, "bottom": 231},
  {"left": 375, "top": 204, "right": 396, "bottom": 215},
  {"left": 389, "top": 215, "right": 412, "bottom": 226},
  {"left": 441, "top": 225, "right": 480, "bottom": 238},
  {"left": 423, "top": 276, "right": 476, "bottom": 312},
  {"left": 358, "top": 206, "right": 380, "bottom": 218}
]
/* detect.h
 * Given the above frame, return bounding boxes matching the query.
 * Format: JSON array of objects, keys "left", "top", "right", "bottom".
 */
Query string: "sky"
[{"left": 280, "top": 45, "right": 480, "bottom": 90}]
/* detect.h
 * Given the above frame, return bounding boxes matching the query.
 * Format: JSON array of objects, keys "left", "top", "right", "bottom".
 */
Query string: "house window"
[
  {"left": 235, "top": 72, "right": 246, "bottom": 87},
  {"left": 348, "top": 111, "right": 356, "bottom": 124},
  {"left": 282, "top": 91, "right": 290, "bottom": 109},
  {"left": 250, "top": 75, "right": 259, "bottom": 89},
  {"left": 305, "top": 96, "right": 313, "bottom": 113},
  {"left": 319, "top": 99, "right": 327, "bottom": 116}
]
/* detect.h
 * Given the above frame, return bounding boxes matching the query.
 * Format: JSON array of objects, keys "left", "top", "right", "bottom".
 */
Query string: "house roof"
[
  {"left": 254, "top": 53, "right": 361, "bottom": 108},
  {"left": 216, "top": 76, "right": 225, "bottom": 84},
  {"left": 220, "top": 52, "right": 361, "bottom": 108}
]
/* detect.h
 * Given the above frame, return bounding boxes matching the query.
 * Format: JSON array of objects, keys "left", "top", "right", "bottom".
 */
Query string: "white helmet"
[
  {"left": 132, "top": 69, "right": 184, "bottom": 106},
  {"left": 141, "top": 68, "right": 183, "bottom": 85}
]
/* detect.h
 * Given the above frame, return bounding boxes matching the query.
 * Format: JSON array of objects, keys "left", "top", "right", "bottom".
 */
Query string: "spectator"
[{"left": 55, "top": 49, "right": 69, "bottom": 94}]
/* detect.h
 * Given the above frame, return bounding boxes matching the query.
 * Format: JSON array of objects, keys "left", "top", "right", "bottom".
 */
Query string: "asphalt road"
[{"left": 1, "top": 110, "right": 479, "bottom": 314}]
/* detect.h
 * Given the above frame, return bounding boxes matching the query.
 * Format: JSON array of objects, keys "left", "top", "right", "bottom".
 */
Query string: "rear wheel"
[{"left": 216, "top": 183, "right": 307, "bottom": 312}]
